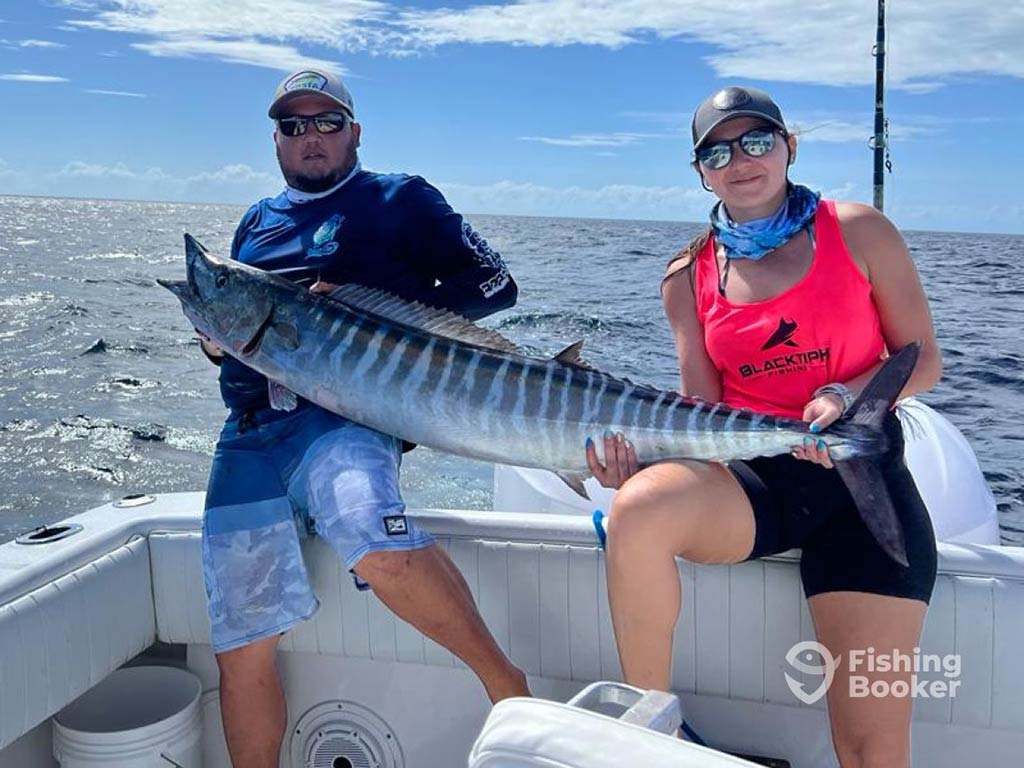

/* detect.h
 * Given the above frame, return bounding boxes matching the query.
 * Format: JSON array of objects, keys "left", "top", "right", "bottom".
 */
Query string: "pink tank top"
[{"left": 694, "top": 199, "right": 885, "bottom": 419}]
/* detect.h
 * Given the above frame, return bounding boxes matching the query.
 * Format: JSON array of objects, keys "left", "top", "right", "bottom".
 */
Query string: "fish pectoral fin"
[
  {"left": 555, "top": 471, "right": 591, "bottom": 499},
  {"left": 271, "top": 321, "right": 299, "bottom": 351},
  {"left": 321, "top": 283, "right": 524, "bottom": 354},
  {"left": 553, "top": 339, "right": 593, "bottom": 369},
  {"left": 267, "top": 381, "right": 298, "bottom": 411}
]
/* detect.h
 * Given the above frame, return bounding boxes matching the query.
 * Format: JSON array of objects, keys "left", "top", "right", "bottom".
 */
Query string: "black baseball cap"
[{"left": 691, "top": 86, "right": 787, "bottom": 150}]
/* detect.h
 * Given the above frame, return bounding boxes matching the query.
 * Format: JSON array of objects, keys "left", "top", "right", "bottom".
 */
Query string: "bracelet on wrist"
[{"left": 813, "top": 382, "right": 854, "bottom": 414}]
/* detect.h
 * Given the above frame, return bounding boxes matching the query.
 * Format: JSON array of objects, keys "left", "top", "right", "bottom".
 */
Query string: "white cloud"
[
  {"left": 400, "top": 0, "right": 1024, "bottom": 90},
  {"left": 0, "top": 73, "right": 69, "bottom": 83},
  {"left": 56, "top": 1, "right": 1024, "bottom": 89},
  {"left": 437, "top": 178, "right": 710, "bottom": 221},
  {"left": 132, "top": 37, "right": 342, "bottom": 73},
  {"left": 18, "top": 39, "right": 66, "bottom": 49},
  {"left": 60, "top": 160, "right": 169, "bottom": 180},
  {"left": 622, "top": 109, "right": 942, "bottom": 144},
  {"left": 60, "top": 0, "right": 390, "bottom": 70},
  {"left": 788, "top": 115, "right": 935, "bottom": 144},
  {"left": 519, "top": 132, "right": 666, "bottom": 147},
  {"left": 55, "top": 160, "right": 276, "bottom": 188},
  {"left": 0, "top": 159, "right": 279, "bottom": 204},
  {"left": 186, "top": 163, "right": 274, "bottom": 185},
  {"left": 84, "top": 88, "right": 146, "bottom": 97}
]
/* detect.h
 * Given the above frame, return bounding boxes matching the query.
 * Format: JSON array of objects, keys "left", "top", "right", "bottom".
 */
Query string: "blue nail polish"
[
  {"left": 817, "top": 439, "right": 826, "bottom": 451},
  {"left": 809, "top": 423, "right": 821, "bottom": 434},
  {"left": 585, "top": 437, "right": 593, "bottom": 448},
  {"left": 803, "top": 436, "right": 812, "bottom": 447},
  {"left": 604, "top": 429, "right": 614, "bottom": 440}
]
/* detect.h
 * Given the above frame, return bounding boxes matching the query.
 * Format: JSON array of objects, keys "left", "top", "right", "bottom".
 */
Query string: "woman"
[{"left": 587, "top": 86, "right": 940, "bottom": 768}]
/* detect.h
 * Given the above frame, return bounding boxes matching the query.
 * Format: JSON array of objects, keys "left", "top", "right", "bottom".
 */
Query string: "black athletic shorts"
[{"left": 728, "top": 413, "right": 937, "bottom": 603}]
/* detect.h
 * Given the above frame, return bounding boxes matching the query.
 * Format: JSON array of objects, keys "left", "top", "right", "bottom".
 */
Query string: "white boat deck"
[{"left": 2, "top": 492, "right": 1023, "bottom": 767}]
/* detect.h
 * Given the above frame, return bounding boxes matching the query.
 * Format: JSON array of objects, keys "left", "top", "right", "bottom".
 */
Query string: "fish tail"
[{"left": 834, "top": 342, "right": 921, "bottom": 567}]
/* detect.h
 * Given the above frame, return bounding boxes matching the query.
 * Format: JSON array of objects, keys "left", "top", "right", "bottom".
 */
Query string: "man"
[{"left": 199, "top": 68, "right": 528, "bottom": 767}]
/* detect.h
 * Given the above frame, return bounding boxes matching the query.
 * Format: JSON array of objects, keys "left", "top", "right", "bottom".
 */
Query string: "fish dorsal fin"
[
  {"left": 324, "top": 284, "right": 523, "bottom": 354},
  {"left": 553, "top": 339, "right": 593, "bottom": 368}
]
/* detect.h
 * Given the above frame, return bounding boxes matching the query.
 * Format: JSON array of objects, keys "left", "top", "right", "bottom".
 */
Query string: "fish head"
[{"left": 157, "top": 234, "right": 278, "bottom": 357}]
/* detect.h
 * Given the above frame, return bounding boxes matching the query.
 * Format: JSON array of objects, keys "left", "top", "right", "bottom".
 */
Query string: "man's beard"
[{"left": 277, "top": 144, "right": 358, "bottom": 193}]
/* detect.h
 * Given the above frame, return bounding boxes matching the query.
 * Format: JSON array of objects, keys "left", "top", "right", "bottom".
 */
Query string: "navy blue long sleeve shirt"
[{"left": 219, "top": 170, "right": 517, "bottom": 411}]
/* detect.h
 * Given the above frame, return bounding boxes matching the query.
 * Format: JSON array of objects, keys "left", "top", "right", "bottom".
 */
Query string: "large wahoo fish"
[{"left": 160, "top": 235, "right": 919, "bottom": 565}]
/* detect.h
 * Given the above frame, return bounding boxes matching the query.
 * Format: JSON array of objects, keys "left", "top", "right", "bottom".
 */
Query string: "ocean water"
[{"left": 0, "top": 195, "right": 1021, "bottom": 545}]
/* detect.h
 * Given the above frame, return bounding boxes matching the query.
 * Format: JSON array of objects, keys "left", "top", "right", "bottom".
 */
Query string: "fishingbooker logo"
[
  {"left": 308, "top": 214, "right": 344, "bottom": 259},
  {"left": 784, "top": 641, "right": 962, "bottom": 705},
  {"left": 738, "top": 317, "right": 829, "bottom": 379}
]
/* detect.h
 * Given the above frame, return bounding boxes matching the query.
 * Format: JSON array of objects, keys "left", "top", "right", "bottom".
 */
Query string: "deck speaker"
[{"left": 288, "top": 700, "right": 404, "bottom": 768}]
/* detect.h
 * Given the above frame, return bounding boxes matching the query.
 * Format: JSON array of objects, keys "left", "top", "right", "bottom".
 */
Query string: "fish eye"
[{"left": 215, "top": 273, "right": 229, "bottom": 288}]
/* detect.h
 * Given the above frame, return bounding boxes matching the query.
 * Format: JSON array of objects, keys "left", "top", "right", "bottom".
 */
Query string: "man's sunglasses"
[
  {"left": 695, "top": 128, "right": 782, "bottom": 170},
  {"left": 276, "top": 112, "right": 349, "bottom": 138}
]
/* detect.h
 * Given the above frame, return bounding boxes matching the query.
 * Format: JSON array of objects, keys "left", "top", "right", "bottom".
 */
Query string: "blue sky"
[{"left": 0, "top": 1, "right": 1021, "bottom": 233}]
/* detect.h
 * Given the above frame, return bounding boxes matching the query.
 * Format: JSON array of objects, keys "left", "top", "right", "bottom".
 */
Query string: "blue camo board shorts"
[{"left": 202, "top": 402, "right": 435, "bottom": 653}]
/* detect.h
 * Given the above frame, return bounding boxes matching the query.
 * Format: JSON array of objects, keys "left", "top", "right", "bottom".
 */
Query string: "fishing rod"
[{"left": 872, "top": 0, "right": 888, "bottom": 211}]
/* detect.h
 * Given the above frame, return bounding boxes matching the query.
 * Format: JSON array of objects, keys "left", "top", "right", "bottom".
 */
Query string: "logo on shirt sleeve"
[{"left": 462, "top": 221, "right": 510, "bottom": 297}]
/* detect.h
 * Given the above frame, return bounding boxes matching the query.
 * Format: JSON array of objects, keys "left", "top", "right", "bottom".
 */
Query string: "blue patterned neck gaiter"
[{"left": 711, "top": 183, "right": 821, "bottom": 260}]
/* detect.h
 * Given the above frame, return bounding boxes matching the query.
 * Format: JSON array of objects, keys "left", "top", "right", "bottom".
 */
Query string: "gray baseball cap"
[
  {"left": 691, "top": 86, "right": 786, "bottom": 150},
  {"left": 268, "top": 68, "right": 355, "bottom": 119}
]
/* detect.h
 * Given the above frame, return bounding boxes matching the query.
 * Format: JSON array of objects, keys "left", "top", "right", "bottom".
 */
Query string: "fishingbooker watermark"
[{"left": 784, "top": 641, "right": 962, "bottom": 705}]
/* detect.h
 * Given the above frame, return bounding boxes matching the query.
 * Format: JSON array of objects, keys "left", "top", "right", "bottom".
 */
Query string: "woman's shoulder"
[
  {"left": 663, "top": 227, "right": 712, "bottom": 283},
  {"left": 832, "top": 199, "right": 904, "bottom": 246},
  {"left": 830, "top": 200, "right": 909, "bottom": 276},
  {"left": 832, "top": 200, "right": 899, "bottom": 237}
]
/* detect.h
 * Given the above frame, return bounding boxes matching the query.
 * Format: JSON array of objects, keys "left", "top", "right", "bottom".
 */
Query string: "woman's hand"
[
  {"left": 586, "top": 430, "right": 639, "bottom": 489},
  {"left": 791, "top": 393, "right": 844, "bottom": 468}
]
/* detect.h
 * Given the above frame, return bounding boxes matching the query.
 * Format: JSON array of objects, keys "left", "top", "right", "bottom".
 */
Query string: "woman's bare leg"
[
  {"left": 810, "top": 592, "right": 928, "bottom": 768},
  {"left": 605, "top": 460, "right": 756, "bottom": 690}
]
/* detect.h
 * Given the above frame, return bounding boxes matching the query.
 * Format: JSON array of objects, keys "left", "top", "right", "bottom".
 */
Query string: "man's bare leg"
[
  {"left": 217, "top": 634, "right": 286, "bottom": 768},
  {"left": 355, "top": 543, "right": 530, "bottom": 702}
]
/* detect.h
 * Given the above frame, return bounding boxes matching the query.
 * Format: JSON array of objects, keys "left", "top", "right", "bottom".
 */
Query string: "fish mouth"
[
  {"left": 240, "top": 305, "right": 275, "bottom": 357},
  {"left": 156, "top": 277, "right": 197, "bottom": 304}
]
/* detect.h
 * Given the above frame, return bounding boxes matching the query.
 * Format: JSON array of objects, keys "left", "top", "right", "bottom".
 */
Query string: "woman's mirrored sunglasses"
[
  {"left": 276, "top": 112, "right": 349, "bottom": 137},
  {"left": 695, "top": 128, "right": 782, "bottom": 171}
]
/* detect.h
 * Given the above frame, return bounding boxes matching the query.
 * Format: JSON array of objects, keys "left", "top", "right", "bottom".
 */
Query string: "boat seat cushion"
[{"left": 469, "top": 697, "right": 759, "bottom": 767}]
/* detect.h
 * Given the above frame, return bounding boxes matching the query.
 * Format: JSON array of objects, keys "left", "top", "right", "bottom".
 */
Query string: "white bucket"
[{"left": 53, "top": 666, "right": 203, "bottom": 768}]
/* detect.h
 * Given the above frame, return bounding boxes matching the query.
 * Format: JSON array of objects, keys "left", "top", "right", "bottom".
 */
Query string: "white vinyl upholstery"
[
  {"left": 0, "top": 538, "right": 155, "bottom": 752},
  {"left": 469, "top": 698, "right": 759, "bottom": 767}
]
